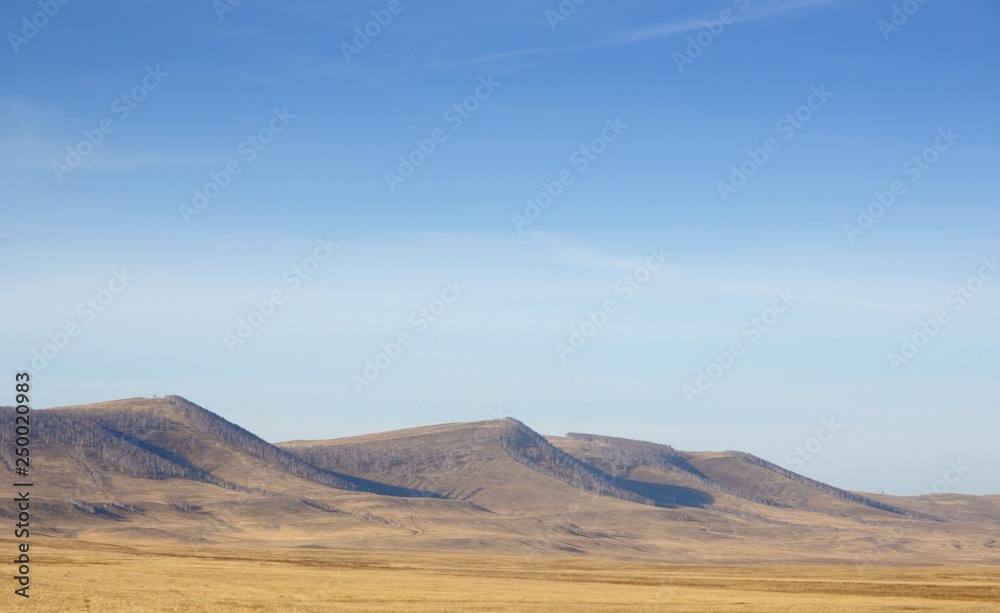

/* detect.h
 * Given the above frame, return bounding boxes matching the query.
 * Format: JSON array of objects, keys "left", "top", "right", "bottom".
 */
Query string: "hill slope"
[
  {"left": 0, "top": 396, "right": 996, "bottom": 563},
  {"left": 548, "top": 432, "right": 940, "bottom": 521},
  {"left": 278, "top": 418, "right": 655, "bottom": 515},
  {"left": 0, "top": 397, "right": 471, "bottom": 545}
]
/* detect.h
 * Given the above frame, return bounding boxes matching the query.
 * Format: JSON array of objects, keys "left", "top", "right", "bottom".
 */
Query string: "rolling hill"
[{"left": 0, "top": 396, "right": 997, "bottom": 564}]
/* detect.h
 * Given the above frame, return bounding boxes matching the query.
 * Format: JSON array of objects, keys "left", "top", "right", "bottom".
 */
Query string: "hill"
[{"left": 0, "top": 396, "right": 996, "bottom": 563}]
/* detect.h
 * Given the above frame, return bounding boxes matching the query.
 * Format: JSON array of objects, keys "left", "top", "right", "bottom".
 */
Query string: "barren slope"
[{"left": 0, "top": 396, "right": 996, "bottom": 563}]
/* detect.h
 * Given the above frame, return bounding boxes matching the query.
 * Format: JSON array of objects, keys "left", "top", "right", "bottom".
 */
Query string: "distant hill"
[
  {"left": 550, "top": 433, "right": 939, "bottom": 520},
  {"left": 1, "top": 396, "right": 997, "bottom": 563}
]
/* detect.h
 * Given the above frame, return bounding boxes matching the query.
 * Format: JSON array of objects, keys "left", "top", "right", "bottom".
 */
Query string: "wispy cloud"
[{"left": 465, "top": 0, "right": 842, "bottom": 66}]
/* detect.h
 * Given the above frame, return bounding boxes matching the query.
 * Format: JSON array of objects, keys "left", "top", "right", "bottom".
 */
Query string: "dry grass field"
[{"left": 9, "top": 538, "right": 999, "bottom": 612}]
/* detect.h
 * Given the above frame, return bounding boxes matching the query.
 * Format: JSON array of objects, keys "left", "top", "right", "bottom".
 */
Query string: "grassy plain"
[{"left": 7, "top": 538, "right": 998, "bottom": 612}]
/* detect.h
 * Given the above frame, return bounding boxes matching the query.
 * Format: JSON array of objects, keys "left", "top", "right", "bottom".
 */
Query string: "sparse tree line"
[
  {"left": 70, "top": 446, "right": 108, "bottom": 495},
  {"left": 288, "top": 442, "right": 461, "bottom": 481},
  {"left": 1, "top": 400, "right": 440, "bottom": 504},
  {"left": 167, "top": 499, "right": 199, "bottom": 513},
  {"left": 111, "top": 500, "right": 139, "bottom": 514},
  {"left": 69, "top": 497, "right": 199, "bottom": 516},
  {"left": 566, "top": 432, "right": 700, "bottom": 477},
  {"left": 0, "top": 404, "right": 944, "bottom": 522},
  {"left": 0, "top": 409, "right": 209, "bottom": 481},
  {"left": 287, "top": 441, "right": 482, "bottom": 500},
  {"left": 565, "top": 431, "right": 938, "bottom": 519},
  {"left": 728, "top": 451, "right": 941, "bottom": 521},
  {"left": 0, "top": 405, "right": 282, "bottom": 500},
  {"left": 565, "top": 432, "right": 784, "bottom": 507},
  {"left": 164, "top": 396, "right": 361, "bottom": 492},
  {"left": 297, "top": 497, "right": 411, "bottom": 532},
  {"left": 66, "top": 498, "right": 128, "bottom": 519},
  {"left": 355, "top": 511, "right": 403, "bottom": 528},
  {"left": 498, "top": 419, "right": 655, "bottom": 506},
  {"left": 298, "top": 497, "right": 340, "bottom": 513},
  {"left": 0, "top": 407, "right": 15, "bottom": 471},
  {"left": 0, "top": 405, "right": 32, "bottom": 471}
]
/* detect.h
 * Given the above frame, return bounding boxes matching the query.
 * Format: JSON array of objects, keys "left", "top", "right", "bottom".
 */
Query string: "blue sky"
[{"left": 2, "top": 0, "right": 998, "bottom": 495}]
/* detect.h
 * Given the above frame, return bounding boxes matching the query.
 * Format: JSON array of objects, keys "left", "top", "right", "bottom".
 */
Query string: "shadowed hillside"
[
  {"left": 551, "top": 433, "right": 939, "bottom": 521},
  {"left": 279, "top": 419, "right": 651, "bottom": 515},
  {"left": 0, "top": 397, "right": 452, "bottom": 543},
  {"left": 0, "top": 396, "right": 996, "bottom": 563}
]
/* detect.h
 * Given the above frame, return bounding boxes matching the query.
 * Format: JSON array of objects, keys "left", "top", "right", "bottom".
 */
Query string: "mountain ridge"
[{"left": 1, "top": 396, "right": 996, "bottom": 564}]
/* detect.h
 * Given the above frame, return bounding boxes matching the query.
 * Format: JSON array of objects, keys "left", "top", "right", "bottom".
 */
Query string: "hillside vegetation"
[{"left": 0, "top": 396, "right": 996, "bottom": 565}]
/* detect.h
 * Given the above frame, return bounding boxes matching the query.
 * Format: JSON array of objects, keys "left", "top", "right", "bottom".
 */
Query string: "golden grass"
[{"left": 7, "top": 538, "right": 999, "bottom": 612}]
